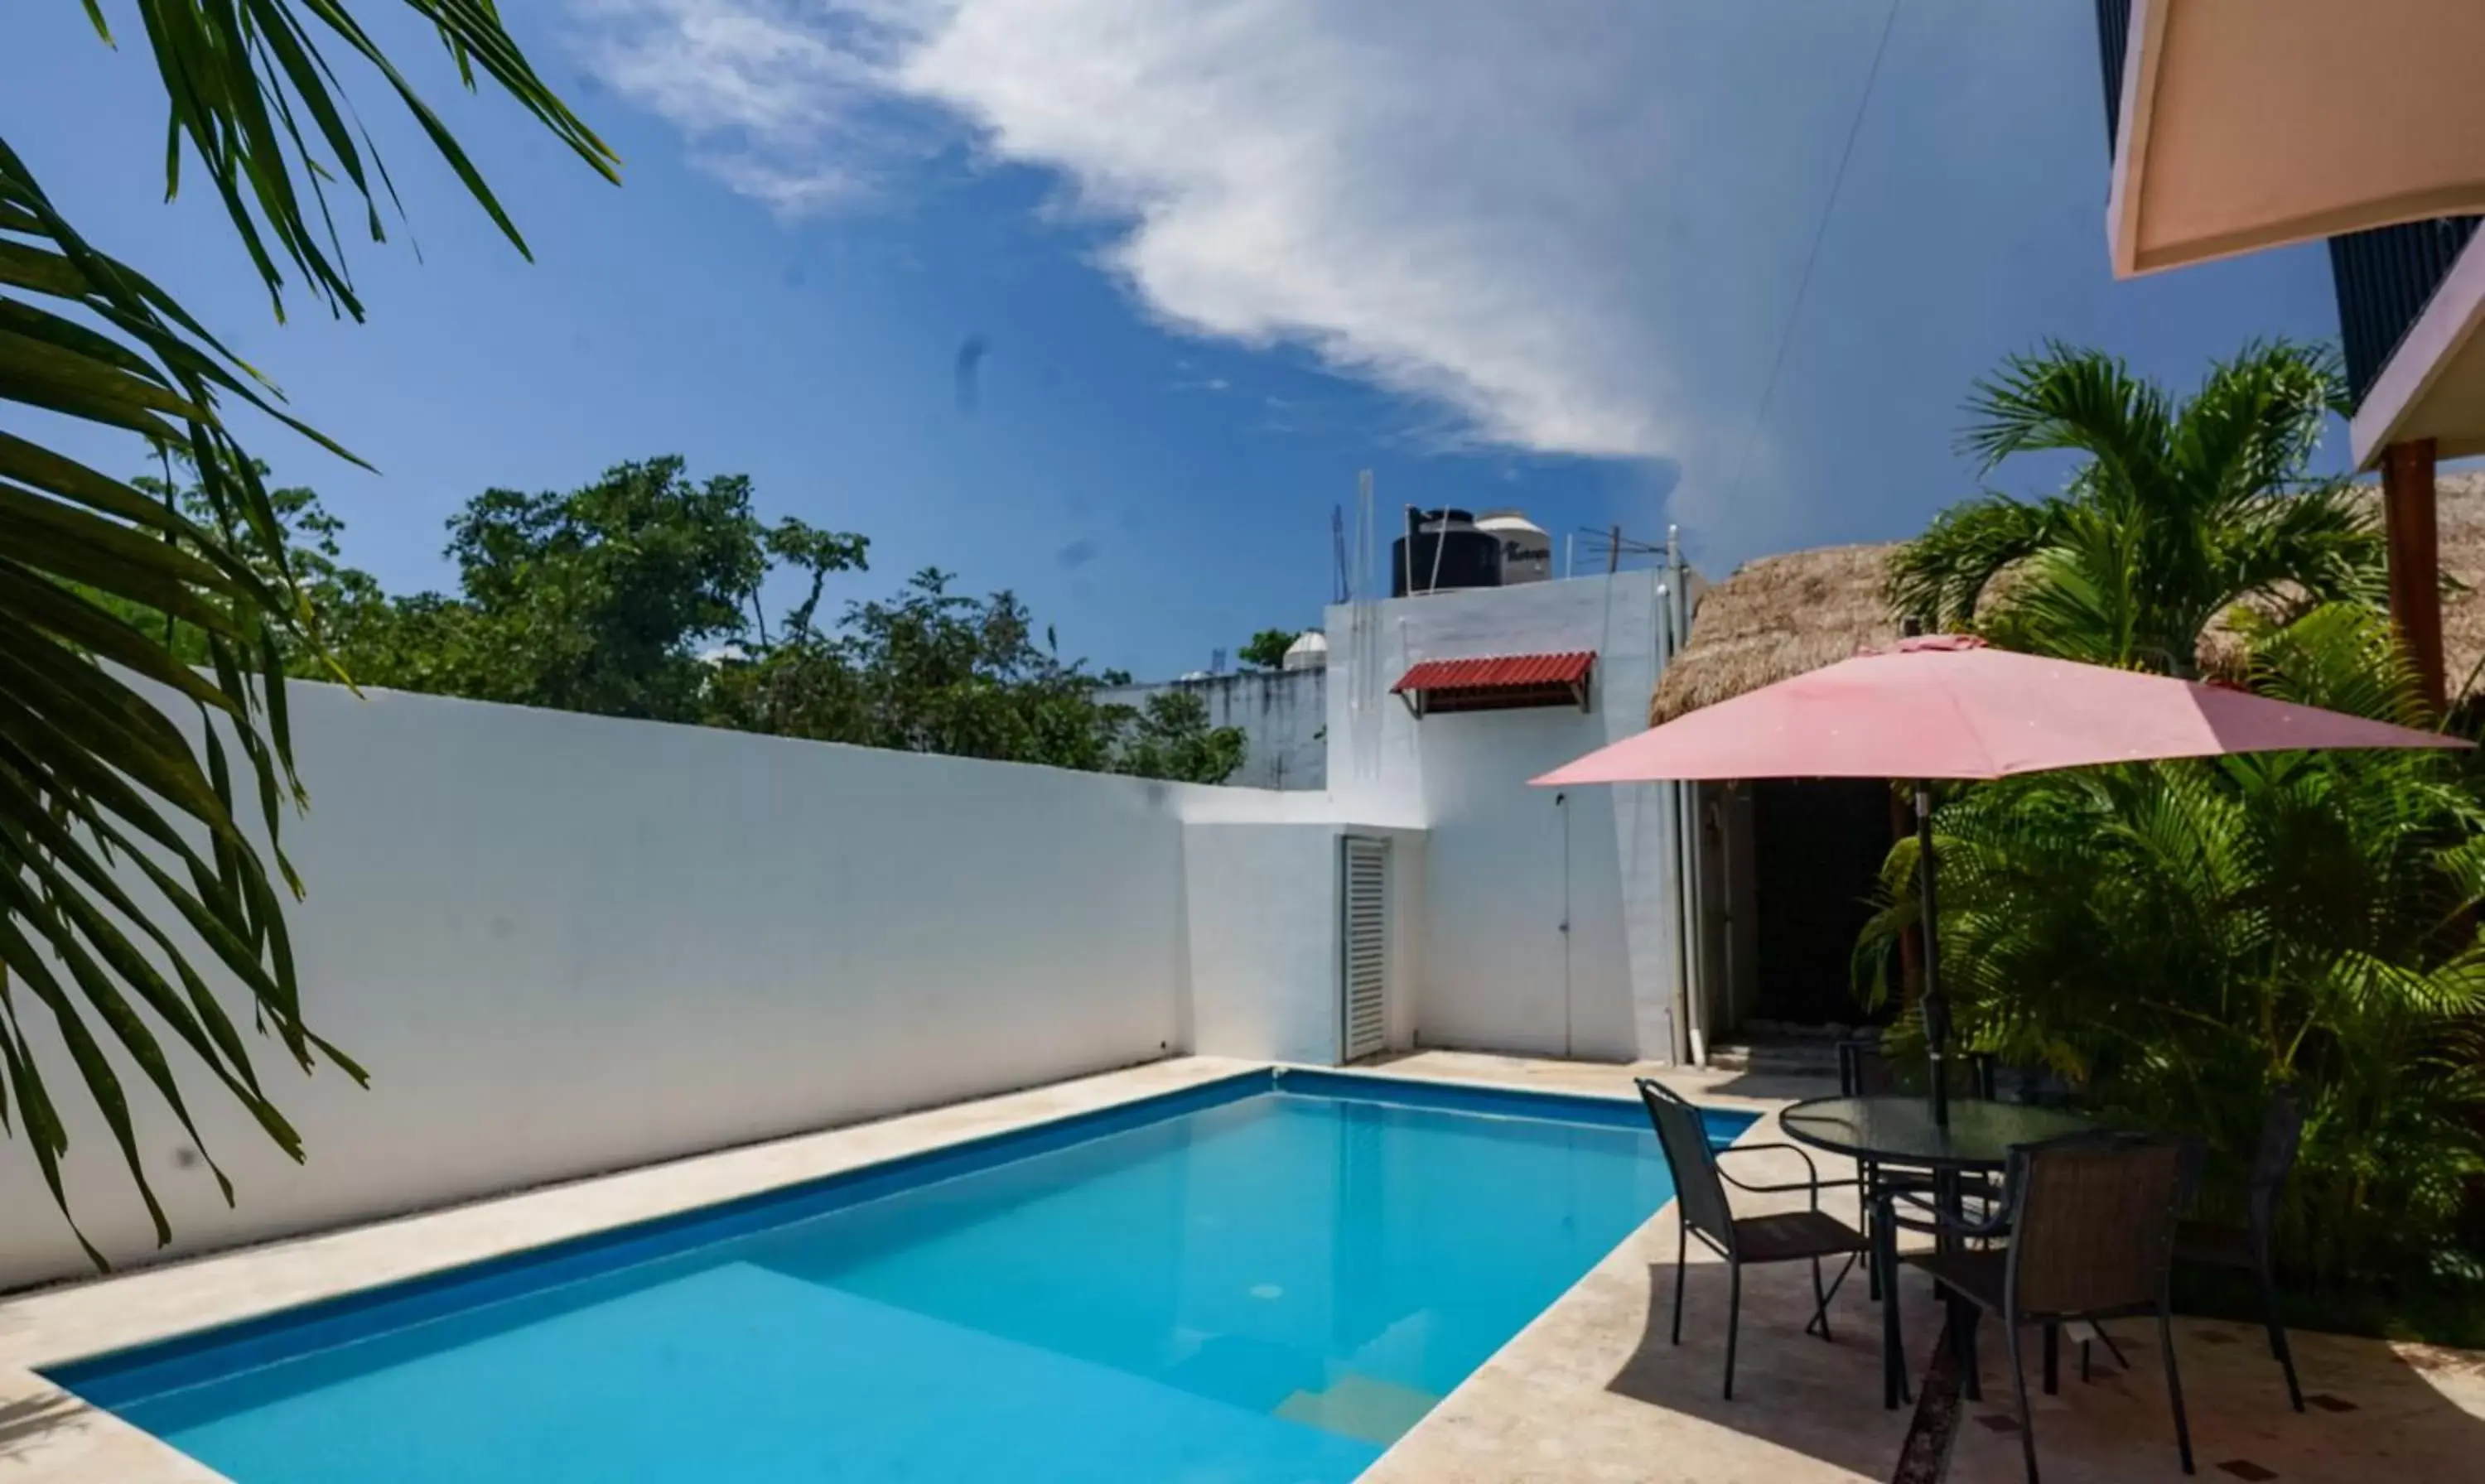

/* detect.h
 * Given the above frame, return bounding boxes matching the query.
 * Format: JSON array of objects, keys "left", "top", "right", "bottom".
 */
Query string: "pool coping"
[{"left": 0, "top": 1054, "right": 1786, "bottom": 1482}]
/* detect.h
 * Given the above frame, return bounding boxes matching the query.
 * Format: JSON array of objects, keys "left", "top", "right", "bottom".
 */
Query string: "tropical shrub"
[{"left": 1857, "top": 606, "right": 2485, "bottom": 1279}]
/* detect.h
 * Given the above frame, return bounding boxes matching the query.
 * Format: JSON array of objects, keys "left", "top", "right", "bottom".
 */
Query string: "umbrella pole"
[{"left": 1914, "top": 782, "right": 1950, "bottom": 1129}]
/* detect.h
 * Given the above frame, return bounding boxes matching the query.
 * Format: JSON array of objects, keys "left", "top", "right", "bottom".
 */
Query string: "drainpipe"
[
  {"left": 1667, "top": 527, "right": 1707, "bottom": 1068},
  {"left": 1656, "top": 581, "right": 1687, "bottom": 1066}
]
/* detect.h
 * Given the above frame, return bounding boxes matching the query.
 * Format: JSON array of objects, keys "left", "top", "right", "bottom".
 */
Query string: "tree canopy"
[
  {"left": 1238, "top": 628, "right": 1303, "bottom": 670},
  {"left": 147, "top": 457, "right": 1250, "bottom": 784}
]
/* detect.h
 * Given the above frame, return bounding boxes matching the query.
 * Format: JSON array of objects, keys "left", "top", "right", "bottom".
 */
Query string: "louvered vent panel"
[{"left": 1340, "top": 837, "right": 1389, "bottom": 1060}]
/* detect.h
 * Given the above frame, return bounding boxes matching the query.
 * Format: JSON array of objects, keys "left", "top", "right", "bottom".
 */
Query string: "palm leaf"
[{"left": 0, "top": 3, "right": 610, "bottom": 1265}]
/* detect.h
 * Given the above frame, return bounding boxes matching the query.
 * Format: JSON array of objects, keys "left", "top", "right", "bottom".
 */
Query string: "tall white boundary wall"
[
  {"left": 4, "top": 570, "right": 1677, "bottom": 1290},
  {"left": 0, "top": 683, "right": 1406, "bottom": 1290}
]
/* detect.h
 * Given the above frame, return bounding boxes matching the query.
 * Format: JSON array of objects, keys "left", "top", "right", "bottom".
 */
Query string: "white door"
[{"left": 1339, "top": 836, "right": 1390, "bottom": 1061}]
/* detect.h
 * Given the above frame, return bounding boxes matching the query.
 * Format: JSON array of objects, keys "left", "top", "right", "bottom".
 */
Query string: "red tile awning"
[{"left": 1391, "top": 651, "right": 1595, "bottom": 716}]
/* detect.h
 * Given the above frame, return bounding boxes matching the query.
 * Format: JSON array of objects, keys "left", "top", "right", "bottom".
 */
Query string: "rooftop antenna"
[
  {"left": 1331, "top": 504, "right": 1350, "bottom": 604},
  {"left": 1356, "top": 469, "right": 1375, "bottom": 599},
  {"left": 1575, "top": 525, "right": 1665, "bottom": 574},
  {"left": 1425, "top": 504, "right": 1450, "bottom": 595}
]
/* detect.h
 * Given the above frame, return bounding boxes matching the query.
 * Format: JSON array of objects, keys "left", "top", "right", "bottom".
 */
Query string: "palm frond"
[
  {"left": 118, "top": 0, "right": 620, "bottom": 319},
  {"left": 1975, "top": 506, "right": 2155, "bottom": 667},
  {"left": 2, "top": 2, "right": 608, "bottom": 1265},
  {"left": 1957, "top": 341, "right": 2174, "bottom": 497},
  {"left": 2172, "top": 340, "right": 2349, "bottom": 502},
  {"left": 1884, "top": 495, "right": 2064, "bottom": 632},
  {"left": 2209, "top": 479, "right": 2387, "bottom": 613}
]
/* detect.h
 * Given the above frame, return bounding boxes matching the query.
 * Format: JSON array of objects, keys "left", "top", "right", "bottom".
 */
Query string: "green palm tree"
[
  {"left": 2, "top": 4, "right": 615, "bottom": 1265},
  {"left": 1887, "top": 341, "right": 2384, "bottom": 678}
]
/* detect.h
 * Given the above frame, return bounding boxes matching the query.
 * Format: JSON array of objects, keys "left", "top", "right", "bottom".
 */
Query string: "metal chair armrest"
[
  {"left": 1716, "top": 1141, "right": 1856, "bottom": 1208},
  {"left": 1717, "top": 1140, "right": 1822, "bottom": 1180},
  {"left": 1872, "top": 1183, "right": 2010, "bottom": 1240},
  {"left": 1719, "top": 1173, "right": 1864, "bottom": 1195}
]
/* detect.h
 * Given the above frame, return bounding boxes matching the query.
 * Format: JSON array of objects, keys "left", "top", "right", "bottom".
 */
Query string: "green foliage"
[
  {"left": 162, "top": 461, "right": 1248, "bottom": 785},
  {"left": 1887, "top": 341, "right": 2382, "bottom": 677},
  {"left": 705, "top": 568, "right": 1247, "bottom": 783},
  {"left": 1856, "top": 605, "right": 2485, "bottom": 1279},
  {"left": 345, "top": 459, "right": 783, "bottom": 720},
  {"left": 1105, "top": 691, "right": 1248, "bottom": 785},
  {"left": 1238, "top": 628, "right": 1301, "bottom": 670},
  {"left": 5, "top": 4, "right": 611, "bottom": 1263}
]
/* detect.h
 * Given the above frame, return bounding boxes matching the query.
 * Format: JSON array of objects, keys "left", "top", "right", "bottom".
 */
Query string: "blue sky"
[{"left": 10, "top": 2, "right": 2343, "bottom": 678}]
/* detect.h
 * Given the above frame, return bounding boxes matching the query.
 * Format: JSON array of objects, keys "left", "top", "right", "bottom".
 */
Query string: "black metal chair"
[
  {"left": 1836, "top": 1035, "right": 1998, "bottom": 1101},
  {"left": 2174, "top": 1086, "right": 2305, "bottom": 1412},
  {"left": 1837, "top": 1037, "right": 1999, "bottom": 1296},
  {"left": 1878, "top": 1131, "right": 2196, "bottom": 1484},
  {"left": 1637, "top": 1077, "right": 1869, "bottom": 1400}
]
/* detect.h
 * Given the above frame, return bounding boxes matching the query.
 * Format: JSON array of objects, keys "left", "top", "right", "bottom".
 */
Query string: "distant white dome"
[
  {"left": 1282, "top": 631, "right": 1330, "bottom": 670},
  {"left": 1180, "top": 669, "right": 1214, "bottom": 682}
]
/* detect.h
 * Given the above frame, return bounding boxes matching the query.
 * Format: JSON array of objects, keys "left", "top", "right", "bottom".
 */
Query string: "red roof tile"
[{"left": 1392, "top": 651, "right": 1596, "bottom": 694}]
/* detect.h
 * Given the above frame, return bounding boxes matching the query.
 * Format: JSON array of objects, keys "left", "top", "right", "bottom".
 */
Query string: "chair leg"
[
  {"left": 1724, "top": 1261, "right": 1743, "bottom": 1401},
  {"left": 1879, "top": 1223, "right": 1907, "bottom": 1409},
  {"left": 1862, "top": 1163, "right": 1880, "bottom": 1301},
  {"left": 2043, "top": 1322, "right": 2059, "bottom": 1395},
  {"left": 2090, "top": 1326, "right": 2132, "bottom": 1371},
  {"left": 1959, "top": 1305, "right": 1983, "bottom": 1402},
  {"left": 2256, "top": 1258, "right": 2305, "bottom": 1413},
  {"left": 2079, "top": 1337, "right": 2091, "bottom": 1384},
  {"left": 1671, "top": 1221, "right": 1687, "bottom": 1346},
  {"left": 2156, "top": 1308, "right": 2195, "bottom": 1476},
  {"left": 2005, "top": 1320, "right": 2041, "bottom": 1484},
  {"left": 1808, "top": 1255, "right": 1832, "bottom": 1342}
]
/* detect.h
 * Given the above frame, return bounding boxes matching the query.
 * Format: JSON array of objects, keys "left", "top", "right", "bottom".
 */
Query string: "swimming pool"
[{"left": 50, "top": 1070, "right": 1751, "bottom": 1483}]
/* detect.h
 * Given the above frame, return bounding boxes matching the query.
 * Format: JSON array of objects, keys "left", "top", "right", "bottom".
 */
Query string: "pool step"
[{"left": 1274, "top": 1372, "right": 1440, "bottom": 1446}]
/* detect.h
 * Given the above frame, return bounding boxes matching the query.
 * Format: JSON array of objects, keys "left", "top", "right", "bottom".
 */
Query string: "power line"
[{"left": 1714, "top": 0, "right": 1904, "bottom": 521}]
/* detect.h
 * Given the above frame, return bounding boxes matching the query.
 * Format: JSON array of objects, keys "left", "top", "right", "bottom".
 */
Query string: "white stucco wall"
[
  {"left": 1321, "top": 573, "right": 1686, "bottom": 1064},
  {"left": 1181, "top": 823, "right": 1341, "bottom": 1064},
  {"left": 1180, "top": 823, "right": 1424, "bottom": 1065},
  {"left": 1, "top": 569, "right": 1691, "bottom": 1289},
  {"left": 1097, "top": 668, "right": 1329, "bottom": 791},
  {"left": 0, "top": 682, "right": 1402, "bottom": 1289}
]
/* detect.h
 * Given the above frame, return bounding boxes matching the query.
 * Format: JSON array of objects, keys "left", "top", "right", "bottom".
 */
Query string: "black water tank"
[{"left": 1391, "top": 508, "right": 1502, "bottom": 596}]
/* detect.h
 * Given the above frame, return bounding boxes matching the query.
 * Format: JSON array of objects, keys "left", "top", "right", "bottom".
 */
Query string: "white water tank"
[
  {"left": 1282, "top": 631, "right": 1329, "bottom": 670},
  {"left": 1478, "top": 510, "right": 1552, "bottom": 584}
]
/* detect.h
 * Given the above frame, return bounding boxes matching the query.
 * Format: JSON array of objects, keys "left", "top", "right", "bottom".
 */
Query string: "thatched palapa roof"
[
  {"left": 1649, "top": 542, "right": 1901, "bottom": 725},
  {"left": 1651, "top": 472, "right": 2485, "bottom": 727},
  {"left": 2407, "top": 470, "right": 2485, "bottom": 695}
]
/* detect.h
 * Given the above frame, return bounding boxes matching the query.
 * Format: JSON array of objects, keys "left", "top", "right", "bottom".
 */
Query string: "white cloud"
[
  {"left": 571, "top": 0, "right": 1906, "bottom": 542},
  {"left": 571, "top": 0, "right": 930, "bottom": 213}
]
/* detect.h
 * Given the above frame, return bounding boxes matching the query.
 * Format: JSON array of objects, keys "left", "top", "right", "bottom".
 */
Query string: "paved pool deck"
[
  {"left": 1367, "top": 1051, "right": 2485, "bottom": 1484},
  {"left": 0, "top": 1050, "right": 2476, "bottom": 1482}
]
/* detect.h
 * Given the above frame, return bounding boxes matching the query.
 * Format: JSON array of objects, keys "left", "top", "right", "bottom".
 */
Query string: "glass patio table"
[
  {"left": 1779, "top": 1094, "right": 2100, "bottom": 1409},
  {"left": 1778, "top": 1095, "right": 2098, "bottom": 1174}
]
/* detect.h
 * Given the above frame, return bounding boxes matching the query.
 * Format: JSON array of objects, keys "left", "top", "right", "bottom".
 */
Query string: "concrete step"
[{"left": 1702, "top": 1038, "right": 1843, "bottom": 1077}]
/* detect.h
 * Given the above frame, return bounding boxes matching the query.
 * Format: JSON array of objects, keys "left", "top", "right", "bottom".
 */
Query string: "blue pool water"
[{"left": 51, "top": 1072, "right": 1749, "bottom": 1483}]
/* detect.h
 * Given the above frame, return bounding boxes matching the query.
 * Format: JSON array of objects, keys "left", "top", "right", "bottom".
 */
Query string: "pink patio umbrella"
[{"left": 1534, "top": 634, "right": 2468, "bottom": 1122}]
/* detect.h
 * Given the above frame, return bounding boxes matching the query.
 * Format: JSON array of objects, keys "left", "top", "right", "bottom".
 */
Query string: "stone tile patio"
[
  {"left": 0, "top": 1049, "right": 2477, "bottom": 1482},
  {"left": 1360, "top": 1054, "right": 2485, "bottom": 1484}
]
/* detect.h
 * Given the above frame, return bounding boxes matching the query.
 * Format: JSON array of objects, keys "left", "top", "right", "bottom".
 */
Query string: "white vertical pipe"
[{"left": 1667, "top": 527, "right": 1707, "bottom": 1068}]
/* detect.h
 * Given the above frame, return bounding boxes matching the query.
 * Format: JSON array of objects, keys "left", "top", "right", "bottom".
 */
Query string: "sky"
[{"left": 8, "top": 1, "right": 2346, "bottom": 678}]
